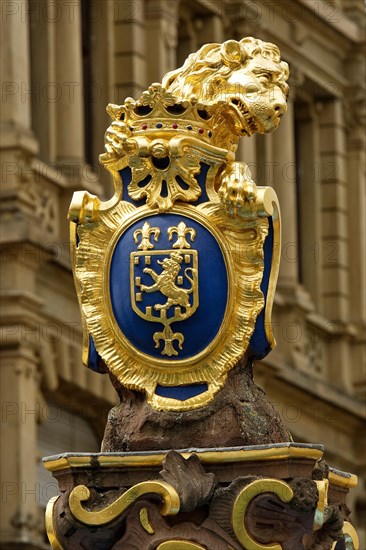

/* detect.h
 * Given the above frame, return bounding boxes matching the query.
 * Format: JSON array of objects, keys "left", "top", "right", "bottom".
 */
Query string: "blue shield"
[{"left": 109, "top": 213, "right": 228, "bottom": 360}]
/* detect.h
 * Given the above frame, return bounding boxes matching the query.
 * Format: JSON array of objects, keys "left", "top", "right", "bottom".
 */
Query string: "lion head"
[{"left": 162, "top": 38, "right": 289, "bottom": 138}]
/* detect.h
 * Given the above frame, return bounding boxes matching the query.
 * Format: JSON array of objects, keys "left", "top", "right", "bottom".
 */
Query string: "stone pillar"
[
  {"left": 0, "top": 0, "right": 37, "bottom": 153},
  {"left": 53, "top": 0, "right": 101, "bottom": 246},
  {"left": 295, "top": 102, "right": 322, "bottom": 309},
  {"left": 176, "top": 14, "right": 197, "bottom": 67},
  {"left": 317, "top": 98, "right": 354, "bottom": 393},
  {"left": 318, "top": 99, "right": 349, "bottom": 323},
  {"left": 54, "top": 0, "right": 85, "bottom": 165},
  {"left": 345, "top": 45, "right": 366, "bottom": 399},
  {"left": 28, "top": 0, "right": 56, "bottom": 163},
  {"left": 347, "top": 134, "right": 365, "bottom": 330},
  {"left": 87, "top": 0, "right": 115, "bottom": 195},
  {"left": 0, "top": 244, "right": 45, "bottom": 545},
  {"left": 198, "top": 13, "right": 224, "bottom": 44},
  {"left": 0, "top": 347, "right": 40, "bottom": 544},
  {"left": 113, "top": 0, "right": 146, "bottom": 102},
  {"left": 0, "top": 0, "right": 31, "bottom": 131},
  {"left": 272, "top": 100, "right": 299, "bottom": 288},
  {"left": 146, "top": 0, "right": 178, "bottom": 83},
  {"left": 237, "top": 136, "right": 257, "bottom": 179}
]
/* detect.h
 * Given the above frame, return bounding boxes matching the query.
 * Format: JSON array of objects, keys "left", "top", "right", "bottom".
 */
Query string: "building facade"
[{"left": 0, "top": 0, "right": 365, "bottom": 547}]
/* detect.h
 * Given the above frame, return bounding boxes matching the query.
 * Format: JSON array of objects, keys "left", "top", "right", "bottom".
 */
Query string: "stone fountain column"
[{"left": 44, "top": 38, "right": 360, "bottom": 550}]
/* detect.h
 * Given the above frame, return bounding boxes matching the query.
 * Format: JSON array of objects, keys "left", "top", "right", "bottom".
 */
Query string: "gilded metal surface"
[
  {"left": 69, "top": 480, "right": 180, "bottom": 526},
  {"left": 73, "top": 202, "right": 269, "bottom": 409},
  {"left": 97, "top": 87, "right": 229, "bottom": 212},
  {"left": 133, "top": 221, "right": 160, "bottom": 250},
  {"left": 130, "top": 227, "right": 199, "bottom": 356},
  {"left": 139, "top": 507, "right": 155, "bottom": 534},
  {"left": 45, "top": 496, "right": 63, "bottom": 550},
  {"left": 313, "top": 479, "right": 329, "bottom": 531},
  {"left": 342, "top": 522, "right": 360, "bottom": 550},
  {"left": 331, "top": 522, "right": 360, "bottom": 550},
  {"left": 168, "top": 221, "right": 196, "bottom": 248},
  {"left": 162, "top": 39, "right": 289, "bottom": 152},
  {"left": 69, "top": 38, "right": 289, "bottom": 410},
  {"left": 70, "top": 222, "right": 90, "bottom": 368},
  {"left": 232, "top": 478, "right": 294, "bottom": 550},
  {"left": 157, "top": 542, "right": 207, "bottom": 550},
  {"left": 43, "top": 444, "right": 324, "bottom": 472},
  {"left": 328, "top": 470, "right": 358, "bottom": 489}
]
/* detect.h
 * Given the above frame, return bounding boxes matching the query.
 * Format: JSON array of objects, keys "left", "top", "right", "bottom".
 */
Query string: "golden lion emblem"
[
  {"left": 103, "top": 38, "right": 289, "bottom": 219},
  {"left": 139, "top": 252, "right": 197, "bottom": 313},
  {"left": 162, "top": 38, "right": 289, "bottom": 218},
  {"left": 163, "top": 37, "right": 289, "bottom": 140}
]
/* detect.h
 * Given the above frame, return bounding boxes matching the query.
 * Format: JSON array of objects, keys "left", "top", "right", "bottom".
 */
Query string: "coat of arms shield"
[
  {"left": 69, "top": 83, "right": 281, "bottom": 410},
  {"left": 130, "top": 245, "right": 199, "bottom": 357}
]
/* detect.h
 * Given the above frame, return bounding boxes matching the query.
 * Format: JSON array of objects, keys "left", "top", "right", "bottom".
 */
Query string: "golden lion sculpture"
[
  {"left": 69, "top": 37, "right": 289, "bottom": 408},
  {"left": 163, "top": 37, "right": 289, "bottom": 139},
  {"left": 101, "top": 37, "right": 289, "bottom": 218},
  {"left": 163, "top": 38, "right": 289, "bottom": 217}
]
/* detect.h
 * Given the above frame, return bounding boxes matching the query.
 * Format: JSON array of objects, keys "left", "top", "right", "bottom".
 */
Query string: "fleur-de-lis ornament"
[
  {"left": 133, "top": 222, "right": 160, "bottom": 250},
  {"left": 168, "top": 222, "right": 196, "bottom": 249}
]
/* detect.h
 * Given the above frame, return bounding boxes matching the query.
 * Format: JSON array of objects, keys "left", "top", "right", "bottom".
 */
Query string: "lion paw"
[
  {"left": 218, "top": 161, "right": 257, "bottom": 218},
  {"left": 104, "top": 121, "right": 135, "bottom": 158}
]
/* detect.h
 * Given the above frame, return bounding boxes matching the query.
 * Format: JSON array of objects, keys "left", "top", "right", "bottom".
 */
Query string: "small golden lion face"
[
  {"left": 216, "top": 57, "right": 288, "bottom": 135},
  {"left": 159, "top": 257, "right": 178, "bottom": 271}
]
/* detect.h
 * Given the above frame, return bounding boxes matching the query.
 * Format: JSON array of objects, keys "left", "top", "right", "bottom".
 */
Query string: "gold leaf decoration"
[{"left": 128, "top": 150, "right": 202, "bottom": 211}]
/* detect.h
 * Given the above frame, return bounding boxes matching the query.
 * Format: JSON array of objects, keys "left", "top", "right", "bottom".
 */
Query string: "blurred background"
[{"left": 1, "top": 0, "right": 365, "bottom": 547}]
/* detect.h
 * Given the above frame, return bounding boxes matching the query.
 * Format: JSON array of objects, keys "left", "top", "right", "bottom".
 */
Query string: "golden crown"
[{"left": 106, "top": 83, "right": 216, "bottom": 144}]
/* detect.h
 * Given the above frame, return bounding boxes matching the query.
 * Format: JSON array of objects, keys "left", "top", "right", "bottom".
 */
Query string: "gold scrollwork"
[
  {"left": 331, "top": 522, "right": 360, "bottom": 550},
  {"left": 231, "top": 479, "right": 294, "bottom": 550},
  {"left": 157, "top": 542, "right": 207, "bottom": 550},
  {"left": 128, "top": 141, "right": 202, "bottom": 211},
  {"left": 313, "top": 479, "right": 329, "bottom": 531},
  {"left": 73, "top": 200, "right": 270, "bottom": 410},
  {"left": 69, "top": 480, "right": 180, "bottom": 526},
  {"left": 68, "top": 190, "right": 100, "bottom": 224},
  {"left": 45, "top": 496, "right": 63, "bottom": 550},
  {"left": 139, "top": 507, "right": 155, "bottom": 534},
  {"left": 69, "top": 36, "right": 287, "bottom": 410},
  {"left": 69, "top": 40, "right": 289, "bottom": 408}
]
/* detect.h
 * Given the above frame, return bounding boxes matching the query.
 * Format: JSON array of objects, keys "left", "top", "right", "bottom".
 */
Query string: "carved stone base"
[
  {"left": 43, "top": 443, "right": 359, "bottom": 549},
  {"left": 102, "top": 359, "right": 291, "bottom": 452}
]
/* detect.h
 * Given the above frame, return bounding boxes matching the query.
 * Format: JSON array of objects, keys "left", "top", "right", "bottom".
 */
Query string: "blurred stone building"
[{"left": 0, "top": 0, "right": 365, "bottom": 547}]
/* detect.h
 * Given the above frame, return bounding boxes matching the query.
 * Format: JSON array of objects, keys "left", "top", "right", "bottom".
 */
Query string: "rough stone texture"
[
  {"left": 102, "top": 355, "right": 291, "bottom": 452},
  {"left": 159, "top": 450, "right": 216, "bottom": 512}
]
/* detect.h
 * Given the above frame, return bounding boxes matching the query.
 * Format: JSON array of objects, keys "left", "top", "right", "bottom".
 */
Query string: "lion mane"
[{"left": 162, "top": 37, "right": 289, "bottom": 102}]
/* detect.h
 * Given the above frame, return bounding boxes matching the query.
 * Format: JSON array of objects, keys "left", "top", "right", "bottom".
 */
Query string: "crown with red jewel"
[{"left": 106, "top": 83, "right": 216, "bottom": 143}]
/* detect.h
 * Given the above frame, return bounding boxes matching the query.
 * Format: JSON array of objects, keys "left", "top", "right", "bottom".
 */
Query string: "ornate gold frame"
[
  {"left": 69, "top": 76, "right": 283, "bottom": 410},
  {"left": 104, "top": 205, "right": 234, "bottom": 371},
  {"left": 71, "top": 196, "right": 270, "bottom": 410}
]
